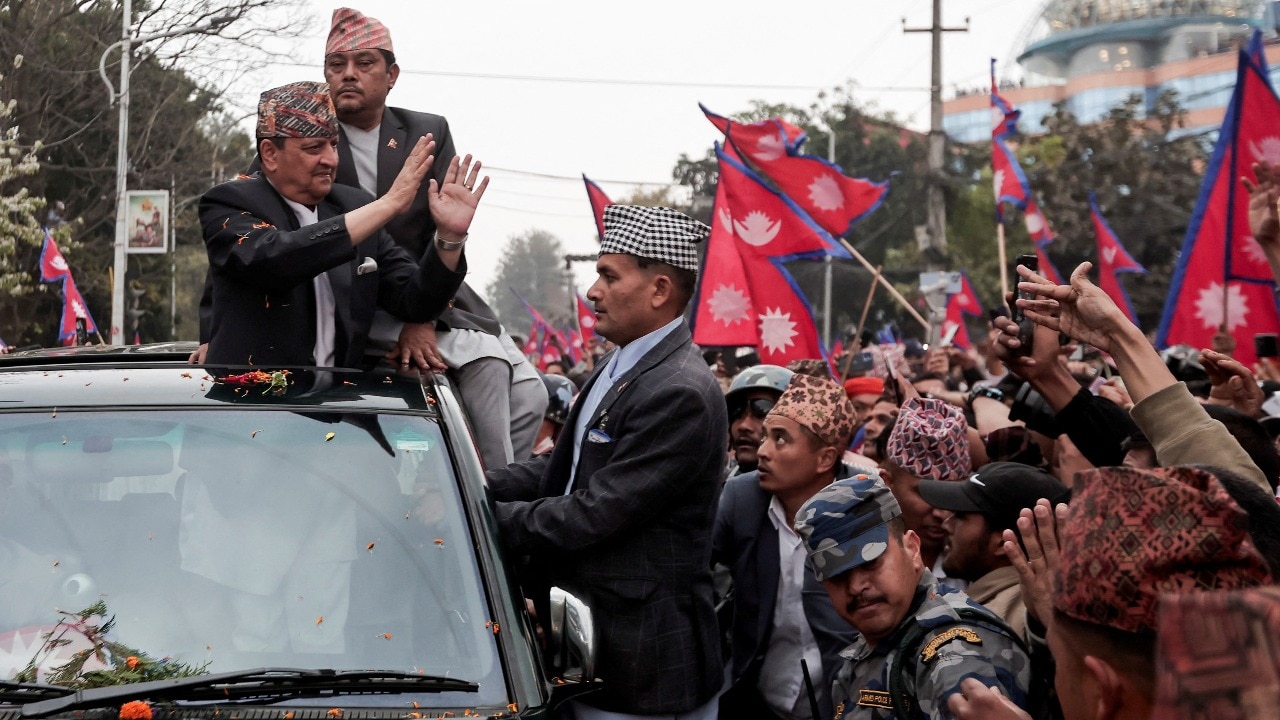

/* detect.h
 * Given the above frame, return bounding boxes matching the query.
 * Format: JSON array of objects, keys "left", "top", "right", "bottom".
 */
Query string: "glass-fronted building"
[{"left": 944, "top": 1, "right": 1278, "bottom": 142}]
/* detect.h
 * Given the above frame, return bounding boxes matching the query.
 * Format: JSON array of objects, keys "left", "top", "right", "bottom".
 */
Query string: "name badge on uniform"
[
  {"left": 587, "top": 429, "right": 612, "bottom": 444},
  {"left": 856, "top": 689, "right": 893, "bottom": 710}
]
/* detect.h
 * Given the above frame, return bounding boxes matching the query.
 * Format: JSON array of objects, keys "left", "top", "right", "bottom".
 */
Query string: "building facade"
[{"left": 944, "top": 1, "right": 1279, "bottom": 142}]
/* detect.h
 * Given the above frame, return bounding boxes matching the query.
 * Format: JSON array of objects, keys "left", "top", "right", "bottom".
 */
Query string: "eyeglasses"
[{"left": 730, "top": 397, "right": 775, "bottom": 421}]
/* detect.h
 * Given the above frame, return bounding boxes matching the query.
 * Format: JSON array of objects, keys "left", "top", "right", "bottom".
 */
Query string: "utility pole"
[{"left": 904, "top": 1, "right": 968, "bottom": 272}]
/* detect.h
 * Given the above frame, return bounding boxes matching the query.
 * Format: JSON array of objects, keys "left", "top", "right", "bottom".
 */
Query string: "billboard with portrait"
[{"left": 125, "top": 190, "right": 169, "bottom": 254}]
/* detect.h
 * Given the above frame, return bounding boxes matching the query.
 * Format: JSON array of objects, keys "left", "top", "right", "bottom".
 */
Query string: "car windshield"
[{"left": 0, "top": 408, "right": 502, "bottom": 708}]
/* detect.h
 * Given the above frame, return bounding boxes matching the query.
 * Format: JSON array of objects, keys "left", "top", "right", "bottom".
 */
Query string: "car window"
[{"left": 0, "top": 409, "right": 503, "bottom": 708}]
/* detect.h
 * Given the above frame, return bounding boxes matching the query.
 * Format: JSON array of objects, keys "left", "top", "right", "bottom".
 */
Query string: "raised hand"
[
  {"left": 384, "top": 135, "right": 437, "bottom": 215},
  {"left": 1014, "top": 262, "right": 1131, "bottom": 354},
  {"left": 429, "top": 153, "right": 489, "bottom": 241},
  {"left": 1003, "top": 499, "right": 1068, "bottom": 628},
  {"left": 1201, "top": 348, "right": 1265, "bottom": 418},
  {"left": 1243, "top": 161, "right": 1280, "bottom": 246}
]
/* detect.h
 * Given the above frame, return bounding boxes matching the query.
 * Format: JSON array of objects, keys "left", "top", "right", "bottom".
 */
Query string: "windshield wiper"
[
  {"left": 0, "top": 680, "right": 71, "bottom": 704},
  {"left": 21, "top": 668, "right": 479, "bottom": 718}
]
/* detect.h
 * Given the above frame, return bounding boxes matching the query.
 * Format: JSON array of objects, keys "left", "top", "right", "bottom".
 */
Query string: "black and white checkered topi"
[{"left": 599, "top": 205, "right": 709, "bottom": 274}]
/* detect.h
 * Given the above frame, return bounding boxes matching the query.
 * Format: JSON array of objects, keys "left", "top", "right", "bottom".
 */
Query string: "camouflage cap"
[
  {"left": 795, "top": 474, "right": 901, "bottom": 581},
  {"left": 769, "top": 373, "right": 857, "bottom": 449}
]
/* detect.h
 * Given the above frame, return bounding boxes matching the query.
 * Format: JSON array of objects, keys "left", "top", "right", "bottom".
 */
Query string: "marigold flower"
[
  {"left": 125, "top": 656, "right": 140, "bottom": 669},
  {"left": 327, "top": 709, "right": 343, "bottom": 718},
  {"left": 120, "top": 701, "right": 152, "bottom": 720}
]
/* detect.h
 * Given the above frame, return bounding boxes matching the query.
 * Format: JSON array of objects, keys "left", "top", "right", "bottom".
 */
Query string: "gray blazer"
[{"left": 487, "top": 321, "right": 728, "bottom": 714}]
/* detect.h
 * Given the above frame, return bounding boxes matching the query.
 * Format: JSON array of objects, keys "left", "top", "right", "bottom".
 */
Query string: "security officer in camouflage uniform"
[{"left": 794, "top": 476, "right": 1031, "bottom": 720}]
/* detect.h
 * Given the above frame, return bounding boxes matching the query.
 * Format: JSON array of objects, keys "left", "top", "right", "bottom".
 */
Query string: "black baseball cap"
[{"left": 918, "top": 462, "right": 1070, "bottom": 534}]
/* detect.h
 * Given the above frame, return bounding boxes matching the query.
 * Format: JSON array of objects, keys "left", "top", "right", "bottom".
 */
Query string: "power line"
[
  {"left": 270, "top": 61, "right": 928, "bottom": 93},
  {"left": 487, "top": 165, "right": 682, "bottom": 187}
]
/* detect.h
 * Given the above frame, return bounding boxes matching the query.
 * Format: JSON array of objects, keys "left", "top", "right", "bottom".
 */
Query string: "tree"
[
  {"left": 485, "top": 229, "right": 573, "bottom": 333},
  {"left": 0, "top": 0, "right": 308, "bottom": 345}
]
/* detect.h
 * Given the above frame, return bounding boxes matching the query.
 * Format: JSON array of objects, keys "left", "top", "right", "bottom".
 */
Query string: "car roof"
[{"left": 0, "top": 343, "right": 440, "bottom": 414}]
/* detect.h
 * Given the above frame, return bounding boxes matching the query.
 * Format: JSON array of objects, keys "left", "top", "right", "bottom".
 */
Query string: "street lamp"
[{"left": 99, "top": 1, "right": 233, "bottom": 344}]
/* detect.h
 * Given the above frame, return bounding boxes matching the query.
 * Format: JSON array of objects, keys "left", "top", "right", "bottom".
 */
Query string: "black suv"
[{"left": 0, "top": 345, "right": 595, "bottom": 718}]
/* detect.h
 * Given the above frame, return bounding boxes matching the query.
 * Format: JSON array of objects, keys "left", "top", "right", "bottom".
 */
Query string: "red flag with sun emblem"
[
  {"left": 39, "top": 230, "right": 71, "bottom": 282},
  {"left": 992, "top": 60, "right": 1031, "bottom": 223},
  {"left": 1157, "top": 39, "right": 1280, "bottom": 366},
  {"left": 1090, "top": 194, "right": 1147, "bottom": 327},
  {"left": 942, "top": 272, "right": 983, "bottom": 349},
  {"left": 58, "top": 275, "right": 99, "bottom": 345},
  {"left": 703, "top": 104, "right": 889, "bottom": 239},
  {"left": 692, "top": 145, "right": 849, "bottom": 364},
  {"left": 582, "top": 175, "right": 613, "bottom": 243},
  {"left": 575, "top": 291, "right": 599, "bottom": 344}
]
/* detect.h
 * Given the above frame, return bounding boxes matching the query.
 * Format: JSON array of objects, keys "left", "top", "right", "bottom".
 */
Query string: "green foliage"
[
  {"left": 484, "top": 229, "right": 574, "bottom": 331},
  {"left": 14, "top": 601, "right": 208, "bottom": 688},
  {"left": 0, "top": 0, "right": 301, "bottom": 346}
]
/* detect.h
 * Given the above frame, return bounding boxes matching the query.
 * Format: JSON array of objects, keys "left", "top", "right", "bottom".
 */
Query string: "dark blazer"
[
  {"left": 487, "top": 321, "right": 728, "bottom": 714},
  {"left": 199, "top": 175, "right": 465, "bottom": 366},
  {"left": 712, "top": 469, "right": 862, "bottom": 720},
  {"left": 335, "top": 106, "right": 500, "bottom": 336}
]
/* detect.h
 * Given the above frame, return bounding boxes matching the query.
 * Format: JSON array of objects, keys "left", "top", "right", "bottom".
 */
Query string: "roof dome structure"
[{"left": 1019, "top": 0, "right": 1267, "bottom": 80}]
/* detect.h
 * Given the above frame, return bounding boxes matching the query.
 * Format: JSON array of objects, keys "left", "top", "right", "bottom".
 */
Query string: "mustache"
[
  {"left": 733, "top": 430, "right": 760, "bottom": 445},
  {"left": 845, "top": 591, "right": 887, "bottom": 614}
]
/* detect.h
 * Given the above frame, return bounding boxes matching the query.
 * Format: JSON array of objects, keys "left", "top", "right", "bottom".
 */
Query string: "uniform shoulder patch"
[
  {"left": 856, "top": 689, "right": 893, "bottom": 710},
  {"left": 920, "top": 626, "right": 983, "bottom": 663}
]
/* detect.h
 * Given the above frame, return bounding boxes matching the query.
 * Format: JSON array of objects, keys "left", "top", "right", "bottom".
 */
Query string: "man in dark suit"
[
  {"left": 199, "top": 80, "right": 485, "bottom": 367},
  {"left": 488, "top": 205, "right": 727, "bottom": 719},
  {"left": 714, "top": 374, "right": 864, "bottom": 720},
  {"left": 323, "top": 7, "right": 546, "bottom": 465}
]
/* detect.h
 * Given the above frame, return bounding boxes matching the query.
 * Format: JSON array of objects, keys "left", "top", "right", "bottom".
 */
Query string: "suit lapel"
[
  {"left": 335, "top": 126, "right": 359, "bottom": 189},
  {"left": 318, "top": 199, "right": 354, "bottom": 363},
  {"left": 581, "top": 321, "right": 690, "bottom": 433},
  {"left": 376, "top": 108, "right": 408, "bottom": 196}
]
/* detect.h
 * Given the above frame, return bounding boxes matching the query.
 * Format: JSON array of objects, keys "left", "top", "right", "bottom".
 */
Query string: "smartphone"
[
  {"left": 849, "top": 352, "right": 875, "bottom": 373},
  {"left": 1256, "top": 333, "right": 1280, "bottom": 359},
  {"left": 883, "top": 352, "right": 901, "bottom": 406},
  {"left": 1011, "top": 254, "right": 1038, "bottom": 356}
]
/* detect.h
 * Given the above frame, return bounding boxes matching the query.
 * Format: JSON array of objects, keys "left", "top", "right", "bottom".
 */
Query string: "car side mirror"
[{"left": 548, "top": 586, "right": 596, "bottom": 681}]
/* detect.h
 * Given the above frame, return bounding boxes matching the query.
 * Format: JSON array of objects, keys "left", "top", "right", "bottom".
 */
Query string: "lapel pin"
[{"left": 387, "top": 138, "right": 398, "bottom": 149}]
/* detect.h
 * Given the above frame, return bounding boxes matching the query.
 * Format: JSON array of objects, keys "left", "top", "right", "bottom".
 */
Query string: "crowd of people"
[{"left": 187, "top": 6, "right": 1280, "bottom": 720}]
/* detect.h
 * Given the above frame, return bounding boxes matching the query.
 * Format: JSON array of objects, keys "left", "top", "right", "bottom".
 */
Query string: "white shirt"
[
  {"left": 566, "top": 316, "right": 682, "bottom": 494},
  {"left": 278, "top": 195, "right": 335, "bottom": 367},
  {"left": 757, "top": 496, "right": 823, "bottom": 720},
  {"left": 340, "top": 121, "right": 380, "bottom": 197}
]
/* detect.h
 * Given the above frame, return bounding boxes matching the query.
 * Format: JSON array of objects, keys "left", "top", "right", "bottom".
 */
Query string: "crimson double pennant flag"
[
  {"left": 575, "top": 291, "right": 599, "bottom": 345},
  {"left": 1157, "top": 31, "right": 1280, "bottom": 367},
  {"left": 39, "top": 231, "right": 99, "bottom": 344},
  {"left": 691, "top": 145, "right": 854, "bottom": 365},
  {"left": 992, "top": 59, "right": 1032, "bottom": 222},
  {"left": 942, "top": 271, "right": 984, "bottom": 350},
  {"left": 511, "top": 288, "right": 567, "bottom": 370},
  {"left": 1089, "top": 194, "right": 1147, "bottom": 327},
  {"left": 582, "top": 175, "right": 613, "bottom": 243},
  {"left": 702, "top": 104, "right": 889, "bottom": 239},
  {"left": 1023, "top": 199, "right": 1066, "bottom": 285}
]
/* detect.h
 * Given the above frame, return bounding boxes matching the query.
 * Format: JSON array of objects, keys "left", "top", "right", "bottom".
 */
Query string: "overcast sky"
[{"left": 233, "top": 0, "right": 1045, "bottom": 300}]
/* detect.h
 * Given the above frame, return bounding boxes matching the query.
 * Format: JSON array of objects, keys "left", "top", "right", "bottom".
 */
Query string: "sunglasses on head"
[{"left": 730, "top": 397, "right": 775, "bottom": 421}]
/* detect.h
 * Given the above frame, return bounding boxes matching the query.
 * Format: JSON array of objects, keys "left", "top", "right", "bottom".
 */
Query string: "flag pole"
[
  {"left": 835, "top": 238, "right": 930, "bottom": 332},
  {"left": 997, "top": 222, "right": 1010, "bottom": 299},
  {"left": 853, "top": 266, "right": 882, "bottom": 348}
]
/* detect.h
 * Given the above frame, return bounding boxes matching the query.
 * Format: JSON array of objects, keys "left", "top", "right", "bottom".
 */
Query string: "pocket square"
[
  {"left": 356, "top": 257, "right": 378, "bottom": 275},
  {"left": 587, "top": 429, "right": 612, "bottom": 444}
]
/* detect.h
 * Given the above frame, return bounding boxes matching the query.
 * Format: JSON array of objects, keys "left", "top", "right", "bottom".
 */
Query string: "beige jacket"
[{"left": 966, "top": 565, "right": 1026, "bottom": 641}]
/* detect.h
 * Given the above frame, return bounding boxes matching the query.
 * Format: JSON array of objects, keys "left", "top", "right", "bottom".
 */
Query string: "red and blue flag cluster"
[
  {"left": 691, "top": 105, "right": 890, "bottom": 365},
  {"left": 39, "top": 231, "right": 99, "bottom": 345}
]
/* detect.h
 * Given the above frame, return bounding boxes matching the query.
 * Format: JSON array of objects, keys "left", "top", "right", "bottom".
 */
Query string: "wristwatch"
[
  {"left": 434, "top": 232, "right": 467, "bottom": 251},
  {"left": 967, "top": 385, "right": 1005, "bottom": 406}
]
